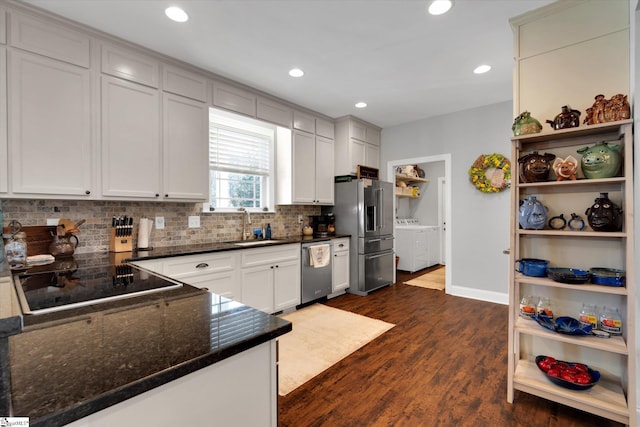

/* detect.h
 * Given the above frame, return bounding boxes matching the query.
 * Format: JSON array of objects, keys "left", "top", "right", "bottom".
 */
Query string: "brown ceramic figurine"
[
  {"left": 518, "top": 151, "right": 556, "bottom": 183},
  {"left": 546, "top": 105, "right": 581, "bottom": 130},
  {"left": 584, "top": 94, "right": 630, "bottom": 125}
]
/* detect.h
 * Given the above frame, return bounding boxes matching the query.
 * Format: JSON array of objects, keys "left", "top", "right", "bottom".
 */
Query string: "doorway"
[{"left": 387, "top": 154, "right": 452, "bottom": 292}]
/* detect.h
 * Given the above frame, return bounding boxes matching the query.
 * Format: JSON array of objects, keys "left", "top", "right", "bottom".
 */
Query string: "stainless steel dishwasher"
[{"left": 301, "top": 241, "right": 332, "bottom": 304}]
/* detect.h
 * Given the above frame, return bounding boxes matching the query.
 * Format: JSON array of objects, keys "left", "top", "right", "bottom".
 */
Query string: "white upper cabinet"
[
  {"left": 315, "top": 118, "right": 335, "bottom": 140},
  {"left": 9, "top": 10, "right": 90, "bottom": 68},
  {"left": 0, "top": 8, "right": 6, "bottom": 45},
  {"left": 101, "top": 42, "right": 159, "bottom": 88},
  {"left": 101, "top": 75, "right": 161, "bottom": 199},
  {"left": 334, "top": 116, "right": 382, "bottom": 176},
  {"left": 293, "top": 110, "right": 315, "bottom": 134},
  {"left": 162, "top": 64, "right": 208, "bottom": 102},
  {"left": 9, "top": 50, "right": 92, "bottom": 196},
  {"left": 257, "top": 97, "right": 292, "bottom": 128},
  {"left": 162, "top": 93, "right": 209, "bottom": 201},
  {"left": 291, "top": 130, "right": 316, "bottom": 203},
  {"left": 0, "top": 47, "right": 6, "bottom": 194},
  {"left": 314, "top": 135, "right": 334, "bottom": 204},
  {"left": 212, "top": 80, "right": 256, "bottom": 117}
]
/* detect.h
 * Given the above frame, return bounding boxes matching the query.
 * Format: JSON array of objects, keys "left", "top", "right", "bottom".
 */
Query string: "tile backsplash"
[{"left": 1, "top": 199, "right": 320, "bottom": 254}]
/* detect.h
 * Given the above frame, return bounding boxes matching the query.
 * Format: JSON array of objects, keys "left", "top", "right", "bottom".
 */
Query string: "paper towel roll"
[{"left": 137, "top": 218, "right": 153, "bottom": 249}]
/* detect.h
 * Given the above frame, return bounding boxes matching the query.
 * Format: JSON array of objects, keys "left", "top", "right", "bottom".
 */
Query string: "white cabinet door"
[
  {"left": 292, "top": 130, "right": 315, "bottom": 203},
  {"left": 240, "top": 264, "right": 275, "bottom": 313},
  {"left": 9, "top": 50, "right": 92, "bottom": 196},
  {"left": 162, "top": 93, "right": 208, "bottom": 201},
  {"left": 0, "top": 47, "right": 6, "bottom": 194},
  {"left": 101, "top": 43, "right": 159, "bottom": 88},
  {"left": 162, "top": 64, "right": 207, "bottom": 102},
  {"left": 101, "top": 75, "right": 161, "bottom": 199},
  {"left": 349, "top": 138, "right": 366, "bottom": 174},
  {"left": 315, "top": 118, "right": 334, "bottom": 140},
  {"left": 257, "top": 97, "right": 292, "bottom": 127},
  {"left": 273, "top": 259, "right": 300, "bottom": 312},
  {"left": 177, "top": 270, "right": 240, "bottom": 301},
  {"left": 212, "top": 81, "right": 256, "bottom": 117},
  {"left": 365, "top": 143, "right": 380, "bottom": 170},
  {"left": 293, "top": 110, "right": 315, "bottom": 133},
  {"left": 332, "top": 249, "right": 349, "bottom": 292},
  {"left": 314, "top": 135, "right": 334, "bottom": 204}
]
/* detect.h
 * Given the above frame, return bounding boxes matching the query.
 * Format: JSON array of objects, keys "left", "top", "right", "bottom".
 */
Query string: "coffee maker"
[{"left": 309, "top": 214, "right": 335, "bottom": 237}]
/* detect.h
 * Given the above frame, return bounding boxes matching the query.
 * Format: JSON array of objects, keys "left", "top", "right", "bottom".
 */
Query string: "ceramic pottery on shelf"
[
  {"left": 585, "top": 192, "right": 623, "bottom": 232},
  {"left": 518, "top": 151, "right": 556, "bottom": 183},
  {"left": 583, "top": 94, "right": 631, "bottom": 125},
  {"left": 546, "top": 105, "right": 581, "bottom": 130},
  {"left": 512, "top": 111, "right": 543, "bottom": 136},
  {"left": 552, "top": 156, "right": 578, "bottom": 181},
  {"left": 519, "top": 196, "right": 547, "bottom": 230},
  {"left": 576, "top": 141, "right": 621, "bottom": 179}
]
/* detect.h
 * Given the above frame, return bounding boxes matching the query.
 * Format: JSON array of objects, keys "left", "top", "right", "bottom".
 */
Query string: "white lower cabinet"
[
  {"left": 240, "top": 244, "right": 300, "bottom": 314},
  {"left": 331, "top": 238, "right": 349, "bottom": 293}
]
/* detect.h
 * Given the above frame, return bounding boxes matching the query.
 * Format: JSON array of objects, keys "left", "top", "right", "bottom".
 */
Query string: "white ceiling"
[{"left": 20, "top": 0, "right": 555, "bottom": 128}]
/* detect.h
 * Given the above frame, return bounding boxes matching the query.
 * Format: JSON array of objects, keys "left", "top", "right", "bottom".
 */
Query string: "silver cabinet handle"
[
  {"left": 368, "top": 238, "right": 381, "bottom": 243},
  {"left": 195, "top": 263, "right": 209, "bottom": 269}
]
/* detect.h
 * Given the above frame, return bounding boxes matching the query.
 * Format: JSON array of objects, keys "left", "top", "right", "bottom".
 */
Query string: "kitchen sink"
[{"left": 233, "top": 240, "right": 281, "bottom": 246}]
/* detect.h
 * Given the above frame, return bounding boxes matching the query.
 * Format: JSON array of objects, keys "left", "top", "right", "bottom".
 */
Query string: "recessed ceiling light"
[
  {"left": 288, "top": 68, "right": 304, "bottom": 78},
  {"left": 165, "top": 6, "right": 189, "bottom": 23},
  {"left": 428, "top": 0, "right": 453, "bottom": 16},
  {"left": 473, "top": 64, "right": 492, "bottom": 74},
  {"left": 355, "top": 102, "right": 367, "bottom": 109}
]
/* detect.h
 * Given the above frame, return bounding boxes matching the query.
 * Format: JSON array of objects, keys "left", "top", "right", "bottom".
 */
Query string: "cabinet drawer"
[
  {"left": 101, "top": 42, "right": 159, "bottom": 88},
  {"left": 164, "top": 252, "right": 239, "bottom": 277},
  {"left": 332, "top": 238, "right": 349, "bottom": 252},
  {"left": 316, "top": 118, "right": 335, "bottom": 139},
  {"left": 240, "top": 244, "right": 299, "bottom": 268},
  {"left": 162, "top": 64, "right": 208, "bottom": 102},
  {"left": 293, "top": 110, "right": 315, "bottom": 133},
  {"left": 9, "top": 11, "right": 90, "bottom": 67}
]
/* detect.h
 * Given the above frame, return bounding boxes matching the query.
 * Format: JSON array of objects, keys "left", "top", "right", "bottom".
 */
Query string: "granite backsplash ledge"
[{"left": 1, "top": 200, "right": 321, "bottom": 254}]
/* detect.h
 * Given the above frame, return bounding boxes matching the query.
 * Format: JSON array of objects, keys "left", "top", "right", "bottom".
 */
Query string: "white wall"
[{"left": 381, "top": 101, "right": 512, "bottom": 304}]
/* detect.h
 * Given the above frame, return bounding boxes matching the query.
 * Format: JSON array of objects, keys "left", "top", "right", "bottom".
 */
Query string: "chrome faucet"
[{"left": 239, "top": 208, "right": 251, "bottom": 240}]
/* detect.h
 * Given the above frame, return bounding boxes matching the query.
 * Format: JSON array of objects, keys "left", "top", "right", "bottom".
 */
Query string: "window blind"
[{"left": 209, "top": 125, "right": 270, "bottom": 176}]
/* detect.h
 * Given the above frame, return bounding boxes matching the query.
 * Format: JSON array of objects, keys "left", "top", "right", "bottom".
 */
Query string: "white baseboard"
[{"left": 447, "top": 284, "right": 508, "bottom": 305}]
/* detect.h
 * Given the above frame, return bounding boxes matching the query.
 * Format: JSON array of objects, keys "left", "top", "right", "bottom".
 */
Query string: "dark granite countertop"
[{"left": 1, "top": 248, "right": 294, "bottom": 426}]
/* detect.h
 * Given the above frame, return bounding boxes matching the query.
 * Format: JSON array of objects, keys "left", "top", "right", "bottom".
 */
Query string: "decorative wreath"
[{"left": 468, "top": 153, "right": 511, "bottom": 193}]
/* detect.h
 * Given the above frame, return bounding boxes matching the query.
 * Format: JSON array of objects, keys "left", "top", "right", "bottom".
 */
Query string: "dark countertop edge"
[
  {"left": 126, "top": 234, "right": 350, "bottom": 262},
  {"left": 32, "top": 320, "right": 292, "bottom": 427}
]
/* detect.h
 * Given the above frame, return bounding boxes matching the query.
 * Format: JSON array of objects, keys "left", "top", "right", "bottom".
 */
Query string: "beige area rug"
[
  {"left": 277, "top": 304, "right": 395, "bottom": 396},
  {"left": 404, "top": 267, "right": 445, "bottom": 291}
]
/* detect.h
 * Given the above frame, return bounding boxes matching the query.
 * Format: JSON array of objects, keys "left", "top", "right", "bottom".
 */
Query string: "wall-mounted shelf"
[{"left": 395, "top": 174, "right": 429, "bottom": 184}]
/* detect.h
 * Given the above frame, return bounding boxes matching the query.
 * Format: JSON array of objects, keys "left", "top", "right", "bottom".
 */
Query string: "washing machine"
[{"left": 395, "top": 219, "right": 441, "bottom": 273}]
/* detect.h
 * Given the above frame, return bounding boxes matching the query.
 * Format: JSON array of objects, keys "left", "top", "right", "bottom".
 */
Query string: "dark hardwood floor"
[{"left": 278, "top": 267, "right": 624, "bottom": 427}]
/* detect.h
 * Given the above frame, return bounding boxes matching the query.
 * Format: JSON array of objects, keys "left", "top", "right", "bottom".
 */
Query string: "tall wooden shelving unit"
[{"left": 507, "top": 120, "right": 635, "bottom": 425}]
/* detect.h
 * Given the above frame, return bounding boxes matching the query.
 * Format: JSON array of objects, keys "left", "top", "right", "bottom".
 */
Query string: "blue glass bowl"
[
  {"left": 590, "top": 268, "right": 625, "bottom": 287},
  {"left": 533, "top": 315, "right": 593, "bottom": 335},
  {"left": 547, "top": 267, "right": 590, "bottom": 284},
  {"left": 535, "top": 355, "right": 600, "bottom": 390}
]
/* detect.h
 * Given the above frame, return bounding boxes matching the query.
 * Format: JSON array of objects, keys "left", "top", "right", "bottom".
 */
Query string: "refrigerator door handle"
[
  {"left": 379, "top": 187, "right": 385, "bottom": 230},
  {"left": 367, "top": 252, "right": 392, "bottom": 260},
  {"left": 368, "top": 238, "right": 381, "bottom": 243}
]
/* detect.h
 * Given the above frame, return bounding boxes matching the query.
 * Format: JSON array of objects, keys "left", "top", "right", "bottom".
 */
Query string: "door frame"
[{"left": 386, "top": 154, "right": 451, "bottom": 292}]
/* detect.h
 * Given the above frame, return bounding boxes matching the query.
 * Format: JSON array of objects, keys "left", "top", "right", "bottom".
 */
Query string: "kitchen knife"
[
  {"left": 128, "top": 217, "right": 133, "bottom": 237},
  {"left": 123, "top": 216, "right": 128, "bottom": 237}
]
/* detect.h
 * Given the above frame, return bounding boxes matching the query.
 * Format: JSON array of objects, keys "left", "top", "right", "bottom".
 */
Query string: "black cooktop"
[{"left": 14, "top": 262, "right": 183, "bottom": 315}]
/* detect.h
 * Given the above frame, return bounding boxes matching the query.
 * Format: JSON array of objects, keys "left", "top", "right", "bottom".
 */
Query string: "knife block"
[{"left": 109, "top": 229, "right": 133, "bottom": 252}]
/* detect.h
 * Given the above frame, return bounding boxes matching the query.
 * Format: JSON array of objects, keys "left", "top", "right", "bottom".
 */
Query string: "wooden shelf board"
[
  {"left": 515, "top": 274, "right": 627, "bottom": 295},
  {"left": 517, "top": 177, "right": 625, "bottom": 189},
  {"left": 514, "top": 359, "right": 629, "bottom": 424},
  {"left": 395, "top": 194, "right": 419, "bottom": 199},
  {"left": 515, "top": 317, "right": 628, "bottom": 354},
  {"left": 395, "top": 174, "right": 429, "bottom": 183},
  {"left": 518, "top": 229, "right": 626, "bottom": 238},
  {"left": 511, "top": 120, "right": 632, "bottom": 144}
]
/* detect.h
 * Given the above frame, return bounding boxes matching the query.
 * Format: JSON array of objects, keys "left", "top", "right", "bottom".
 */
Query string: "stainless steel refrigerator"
[{"left": 329, "top": 179, "right": 395, "bottom": 295}]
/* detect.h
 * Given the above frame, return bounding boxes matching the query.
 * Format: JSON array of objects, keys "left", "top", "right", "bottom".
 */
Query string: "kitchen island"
[{"left": 0, "top": 250, "right": 292, "bottom": 426}]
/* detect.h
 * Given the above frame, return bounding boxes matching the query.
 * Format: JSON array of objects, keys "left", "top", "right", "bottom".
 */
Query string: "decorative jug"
[
  {"left": 519, "top": 196, "right": 547, "bottom": 230},
  {"left": 512, "top": 111, "right": 542, "bottom": 136},
  {"left": 546, "top": 105, "right": 581, "bottom": 130},
  {"left": 585, "top": 193, "right": 622, "bottom": 232},
  {"left": 49, "top": 234, "right": 79, "bottom": 257},
  {"left": 518, "top": 151, "right": 556, "bottom": 183},
  {"left": 576, "top": 141, "right": 622, "bottom": 179}
]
